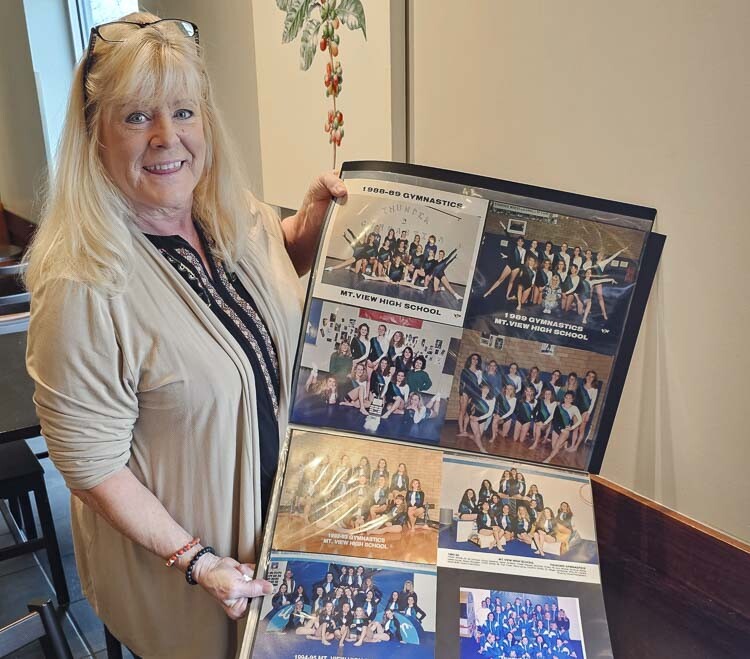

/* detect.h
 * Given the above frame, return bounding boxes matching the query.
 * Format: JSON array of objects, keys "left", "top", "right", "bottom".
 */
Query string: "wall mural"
[{"left": 275, "top": 0, "right": 367, "bottom": 168}]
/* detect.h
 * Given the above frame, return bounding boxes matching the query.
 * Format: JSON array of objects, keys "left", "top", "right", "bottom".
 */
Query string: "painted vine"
[{"left": 276, "top": 0, "right": 367, "bottom": 168}]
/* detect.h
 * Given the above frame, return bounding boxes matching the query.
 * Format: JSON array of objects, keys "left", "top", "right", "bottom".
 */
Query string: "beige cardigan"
[{"left": 26, "top": 206, "right": 303, "bottom": 659}]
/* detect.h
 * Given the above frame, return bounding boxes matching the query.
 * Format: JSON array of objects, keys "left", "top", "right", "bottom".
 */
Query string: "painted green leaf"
[
  {"left": 276, "top": 0, "right": 291, "bottom": 10},
  {"left": 299, "top": 17, "right": 322, "bottom": 70},
  {"left": 282, "top": 0, "right": 313, "bottom": 44},
  {"left": 336, "top": 0, "right": 367, "bottom": 39}
]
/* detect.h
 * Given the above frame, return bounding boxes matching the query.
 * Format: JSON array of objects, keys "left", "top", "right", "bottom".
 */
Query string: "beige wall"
[
  {"left": 410, "top": 1, "right": 750, "bottom": 542},
  {"left": 0, "top": 0, "right": 48, "bottom": 220}
]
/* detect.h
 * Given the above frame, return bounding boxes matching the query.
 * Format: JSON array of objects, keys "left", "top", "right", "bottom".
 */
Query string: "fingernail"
[
  {"left": 335, "top": 184, "right": 346, "bottom": 195},
  {"left": 262, "top": 582, "right": 274, "bottom": 595}
]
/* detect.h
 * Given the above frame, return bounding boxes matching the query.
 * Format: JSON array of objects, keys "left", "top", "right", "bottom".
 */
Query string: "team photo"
[
  {"left": 438, "top": 455, "right": 599, "bottom": 573},
  {"left": 460, "top": 588, "right": 586, "bottom": 658},
  {"left": 439, "top": 331, "right": 613, "bottom": 471},
  {"left": 465, "top": 201, "right": 648, "bottom": 353},
  {"left": 252, "top": 552, "right": 437, "bottom": 659},
  {"left": 291, "top": 299, "right": 462, "bottom": 444},
  {"left": 272, "top": 431, "right": 443, "bottom": 565},
  {"left": 312, "top": 182, "right": 486, "bottom": 325}
]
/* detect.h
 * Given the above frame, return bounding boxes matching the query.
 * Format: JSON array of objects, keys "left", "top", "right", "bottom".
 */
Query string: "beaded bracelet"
[
  {"left": 185, "top": 546, "right": 215, "bottom": 586},
  {"left": 165, "top": 537, "right": 200, "bottom": 567}
]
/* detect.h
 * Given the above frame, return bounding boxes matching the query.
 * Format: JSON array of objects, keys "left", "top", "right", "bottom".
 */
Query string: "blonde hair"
[{"left": 25, "top": 12, "right": 257, "bottom": 295}]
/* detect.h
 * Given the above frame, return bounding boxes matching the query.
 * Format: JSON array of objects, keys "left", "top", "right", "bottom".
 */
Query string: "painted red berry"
[
  {"left": 330, "top": 43, "right": 338, "bottom": 56},
  {"left": 320, "top": 38, "right": 327, "bottom": 51}
]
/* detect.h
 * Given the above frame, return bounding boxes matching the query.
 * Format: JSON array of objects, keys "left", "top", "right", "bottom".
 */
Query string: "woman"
[
  {"left": 595, "top": 248, "right": 626, "bottom": 312},
  {"left": 503, "top": 362, "right": 523, "bottom": 393},
  {"left": 533, "top": 258, "right": 553, "bottom": 304},
  {"left": 353, "top": 233, "right": 378, "bottom": 276},
  {"left": 579, "top": 267, "right": 618, "bottom": 324},
  {"left": 401, "top": 391, "right": 442, "bottom": 428},
  {"left": 458, "top": 353, "right": 483, "bottom": 437},
  {"left": 572, "top": 369, "right": 599, "bottom": 451},
  {"left": 406, "top": 355, "right": 432, "bottom": 393},
  {"left": 467, "top": 382, "right": 495, "bottom": 453},
  {"left": 374, "top": 238, "right": 392, "bottom": 277},
  {"left": 24, "top": 13, "right": 348, "bottom": 659},
  {"left": 387, "top": 330, "right": 406, "bottom": 361},
  {"left": 530, "top": 388, "right": 557, "bottom": 450},
  {"left": 400, "top": 594, "right": 427, "bottom": 622},
  {"left": 271, "top": 583, "right": 292, "bottom": 610},
  {"left": 458, "top": 488, "right": 479, "bottom": 520},
  {"left": 339, "top": 362, "right": 369, "bottom": 412},
  {"left": 561, "top": 263, "right": 582, "bottom": 312},
  {"left": 366, "top": 324, "right": 389, "bottom": 375},
  {"left": 527, "top": 484, "right": 545, "bottom": 512},
  {"left": 476, "top": 501, "right": 505, "bottom": 552},
  {"left": 533, "top": 507, "right": 558, "bottom": 556},
  {"left": 368, "top": 356, "right": 391, "bottom": 400},
  {"left": 515, "top": 506, "right": 534, "bottom": 544},
  {"left": 427, "top": 248, "right": 463, "bottom": 300},
  {"left": 292, "top": 584, "right": 309, "bottom": 606},
  {"left": 544, "top": 391, "right": 583, "bottom": 464},
  {"left": 497, "top": 470, "right": 511, "bottom": 497},
  {"left": 482, "top": 235, "right": 526, "bottom": 299},
  {"left": 555, "top": 501, "right": 576, "bottom": 549},
  {"left": 390, "top": 463, "right": 409, "bottom": 498},
  {"left": 382, "top": 369, "right": 410, "bottom": 418},
  {"left": 370, "top": 458, "right": 389, "bottom": 485},
  {"left": 513, "top": 385, "right": 538, "bottom": 444},
  {"left": 491, "top": 384, "right": 517, "bottom": 440},
  {"left": 406, "top": 479, "right": 427, "bottom": 529},
  {"left": 349, "top": 323, "right": 370, "bottom": 367},
  {"left": 477, "top": 479, "right": 495, "bottom": 503},
  {"left": 394, "top": 345, "right": 414, "bottom": 373},
  {"left": 384, "top": 591, "right": 401, "bottom": 613},
  {"left": 304, "top": 372, "right": 340, "bottom": 407},
  {"left": 495, "top": 503, "right": 515, "bottom": 542},
  {"left": 514, "top": 254, "right": 537, "bottom": 311},
  {"left": 328, "top": 341, "right": 353, "bottom": 384},
  {"left": 369, "top": 608, "right": 401, "bottom": 642}
]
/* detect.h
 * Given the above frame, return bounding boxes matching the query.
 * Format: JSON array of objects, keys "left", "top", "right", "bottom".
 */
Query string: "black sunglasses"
[{"left": 82, "top": 18, "right": 200, "bottom": 106}]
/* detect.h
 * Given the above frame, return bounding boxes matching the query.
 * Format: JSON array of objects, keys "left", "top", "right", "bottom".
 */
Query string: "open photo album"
[{"left": 240, "top": 161, "right": 664, "bottom": 659}]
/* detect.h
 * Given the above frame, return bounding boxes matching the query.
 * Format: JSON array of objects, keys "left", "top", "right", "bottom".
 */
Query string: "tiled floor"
[{"left": 0, "top": 437, "right": 134, "bottom": 658}]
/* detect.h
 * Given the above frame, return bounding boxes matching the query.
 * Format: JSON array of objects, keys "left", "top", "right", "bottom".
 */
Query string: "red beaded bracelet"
[{"left": 165, "top": 537, "right": 200, "bottom": 567}]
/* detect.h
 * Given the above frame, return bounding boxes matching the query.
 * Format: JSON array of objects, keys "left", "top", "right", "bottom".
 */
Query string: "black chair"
[
  {"left": 0, "top": 440, "right": 69, "bottom": 607},
  {"left": 0, "top": 598, "right": 73, "bottom": 659}
]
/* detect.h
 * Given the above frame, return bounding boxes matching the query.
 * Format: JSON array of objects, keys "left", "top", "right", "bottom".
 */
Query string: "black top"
[{"left": 145, "top": 225, "right": 280, "bottom": 521}]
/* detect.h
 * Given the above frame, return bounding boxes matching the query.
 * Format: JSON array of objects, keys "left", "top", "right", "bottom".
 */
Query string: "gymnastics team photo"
[
  {"left": 465, "top": 201, "right": 647, "bottom": 353},
  {"left": 460, "top": 588, "right": 587, "bottom": 658},
  {"left": 312, "top": 182, "right": 486, "bottom": 324},
  {"left": 438, "top": 455, "right": 600, "bottom": 573},
  {"left": 252, "top": 552, "right": 436, "bottom": 659},
  {"left": 439, "top": 331, "right": 613, "bottom": 471},
  {"left": 271, "top": 431, "right": 443, "bottom": 565},
  {"left": 291, "top": 299, "right": 462, "bottom": 444}
]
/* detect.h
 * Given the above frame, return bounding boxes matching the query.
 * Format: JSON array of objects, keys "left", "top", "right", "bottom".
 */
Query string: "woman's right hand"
[{"left": 192, "top": 553, "right": 273, "bottom": 620}]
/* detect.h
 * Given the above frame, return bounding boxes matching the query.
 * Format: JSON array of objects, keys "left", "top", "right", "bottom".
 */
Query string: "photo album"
[{"left": 241, "top": 162, "right": 664, "bottom": 659}]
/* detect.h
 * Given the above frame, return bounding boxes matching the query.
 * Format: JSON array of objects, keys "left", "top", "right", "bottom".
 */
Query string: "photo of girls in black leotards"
[
  {"left": 467, "top": 203, "right": 647, "bottom": 354},
  {"left": 273, "top": 432, "right": 442, "bottom": 564},
  {"left": 460, "top": 588, "right": 588, "bottom": 659},
  {"left": 315, "top": 191, "right": 486, "bottom": 323},
  {"left": 254, "top": 555, "right": 437, "bottom": 658},
  {"left": 443, "top": 332, "right": 612, "bottom": 470}
]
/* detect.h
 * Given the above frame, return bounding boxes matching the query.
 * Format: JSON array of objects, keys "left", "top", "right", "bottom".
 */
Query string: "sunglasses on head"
[{"left": 82, "top": 18, "right": 199, "bottom": 106}]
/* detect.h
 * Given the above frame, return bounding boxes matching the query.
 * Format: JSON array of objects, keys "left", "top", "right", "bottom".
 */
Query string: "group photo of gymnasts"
[
  {"left": 317, "top": 194, "right": 484, "bottom": 313},
  {"left": 272, "top": 432, "right": 443, "bottom": 565},
  {"left": 466, "top": 208, "right": 645, "bottom": 353},
  {"left": 254, "top": 558, "right": 436, "bottom": 658},
  {"left": 291, "top": 299, "right": 462, "bottom": 443},
  {"left": 460, "top": 588, "right": 585, "bottom": 658},
  {"left": 439, "top": 458, "right": 599, "bottom": 565},
  {"left": 440, "top": 332, "right": 613, "bottom": 471}
]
